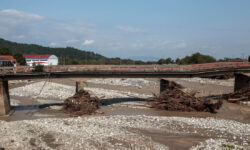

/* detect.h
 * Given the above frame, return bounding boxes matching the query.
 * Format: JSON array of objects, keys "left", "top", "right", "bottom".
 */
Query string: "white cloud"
[
  {"left": 0, "top": 9, "right": 43, "bottom": 26},
  {"left": 82, "top": 40, "right": 95, "bottom": 45},
  {"left": 50, "top": 42, "right": 58, "bottom": 47},
  {"left": 16, "top": 35, "right": 25, "bottom": 39},
  {"left": 116, "top": 25, "right": 145, "bottom": 33},
  {"left": 0, "top": 9, "right": 43, "bottom": 20}
]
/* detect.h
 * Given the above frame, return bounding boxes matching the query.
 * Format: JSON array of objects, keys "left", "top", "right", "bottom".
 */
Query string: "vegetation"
[
  {"left": 0, "top": 47, "right": 13, "bottom": 55},
  {"left": 33, "top": 65, "right": 44, "bottom": 72},
  {"left": 0, "top": 47, "right": 26, "bottom": 65},
  {"left": 177, "top": 52, "right": 216, "bottom": 64},
  {"left": 157, "top": 57, "right": 174, "bottom": 64},
  {"left": 13, "top": 52, "right": 26, "bottom": 65}
]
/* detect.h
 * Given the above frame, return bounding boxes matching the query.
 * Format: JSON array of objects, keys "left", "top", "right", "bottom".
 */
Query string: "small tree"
[
  {"left": 33, "top": 65, "right": 44, "bottom": 72},
  {"left": 13, "top": 52, "right": 26, "bottom": 65},
  {"left": 165, "top": 57, "right": 174, "bottom": 64},
  {"left": 175, "top": 58, "right": 180, "bottom": 64}
]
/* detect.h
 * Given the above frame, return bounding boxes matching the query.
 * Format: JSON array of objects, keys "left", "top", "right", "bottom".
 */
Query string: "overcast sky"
[{"left": 0, "top": 0, "right": 250, "bottom": 60}]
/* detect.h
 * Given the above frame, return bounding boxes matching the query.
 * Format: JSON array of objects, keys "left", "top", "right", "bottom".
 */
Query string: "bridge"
[{"left": 1, "top": 62, "right": 250, "bottom": 115}]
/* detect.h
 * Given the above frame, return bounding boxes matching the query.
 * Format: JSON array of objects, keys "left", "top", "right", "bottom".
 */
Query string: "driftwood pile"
[
  {"left": 228, "top": 88, "right": 250, "bottom": 103},
  {"left": 63, "top": 89, "right": 99, "bottom": 116},
  {"left": 150, "top": 81, "right": 223, "bottom": 113}
]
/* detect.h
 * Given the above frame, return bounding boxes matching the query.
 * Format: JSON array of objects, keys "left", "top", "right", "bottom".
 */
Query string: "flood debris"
[
  {"left": 63, "top": 89, "right": 100, "bottom": 116},
  {"left": 150, "top": 81, "right": 223, "bottom": 113},
  {"left": 227, "top": 88, "right": 250, "bottom": 103}
]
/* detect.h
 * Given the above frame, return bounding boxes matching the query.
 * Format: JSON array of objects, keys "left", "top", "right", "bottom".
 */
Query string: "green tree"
[
  {"left": 175, "top": 58, "right": 180, "bottom": 64},
  {"left": 0, "top": 47, "right": 12, "bottom": 55},
  {"left": 165, "top": 57, "right": 174, "bottom": 64},
  {"left": 179, "top": 52, "right": 216, "bottom": 64},
  {"left": 157, "top": 59, "right": 165, "bottom": 64},
  {"left": 13, "top": 52, "right": 26, "bottom": 65}
]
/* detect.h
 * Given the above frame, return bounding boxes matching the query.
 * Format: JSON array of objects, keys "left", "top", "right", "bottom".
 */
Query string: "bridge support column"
[
  {"left": 234, "top": 73, "right": 250, "bottom": 92},
  {"left": 76, "top": 81, "right": 79, "bottom": 93},
  {"left": 0, "top": 79, "right": 11, "bottom": 116},
  {"left": 160, "top": 79, "right": 169, "bottom": 93}
]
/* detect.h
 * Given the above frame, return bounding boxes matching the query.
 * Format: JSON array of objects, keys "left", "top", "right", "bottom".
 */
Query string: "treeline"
[
  {"left": 0, "top": 38, "right": 245, "bottom": 65},
  {"left": 0, "top": 47, "right": 26, "bottom": 65}
]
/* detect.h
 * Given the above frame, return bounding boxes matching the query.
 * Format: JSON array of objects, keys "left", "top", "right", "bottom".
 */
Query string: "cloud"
[
  {"left": 50, "top": 42, "right": 58, "bottom": 47},
  {"left": 16, "top": 35, "right": 25, "bottom": 39},
  {"left": 0, "top": 9, "right": 43, "bottom": 20},
  {"left": 116, "top": 25, "right": 145, "bottom": 33},
  {"left": 0, "top": 9, "right": 43, "bottom": 26},
  {"left": 82, "top": 40, "right": 95, "bottom": 45},
  {"left": 56, "top": 23, "right": 96, "bottom": 34}
]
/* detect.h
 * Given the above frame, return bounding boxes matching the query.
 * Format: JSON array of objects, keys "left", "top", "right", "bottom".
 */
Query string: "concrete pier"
[
  {"left": 160, "top": 79, "right": 169, "bottom": 93},
  {"left": 0, "top": 79, "right": 11, "bottom": 116},
  {"left": 234, "top": 73, "right": 250, "bottom": 92}
]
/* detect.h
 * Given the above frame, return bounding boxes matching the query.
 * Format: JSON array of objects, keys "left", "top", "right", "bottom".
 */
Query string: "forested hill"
[
  {"left": 0, "top": 38, "right": 105, "bottom": 61},
  {"left": 0, "top": 38, "right": 149, "bottom": 64},
  {"left": 0, "top": 38, "right": 221, "bottom": 65}
]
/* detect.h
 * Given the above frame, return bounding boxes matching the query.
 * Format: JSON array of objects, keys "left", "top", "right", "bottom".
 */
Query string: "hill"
[{"left": 0, "top": 38, "right": 106, "bottom": 63}]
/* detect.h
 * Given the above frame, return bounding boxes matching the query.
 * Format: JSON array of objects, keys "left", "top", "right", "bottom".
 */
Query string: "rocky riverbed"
[{"left": 0, "top": 78, "right": 249, "bottom": 149}]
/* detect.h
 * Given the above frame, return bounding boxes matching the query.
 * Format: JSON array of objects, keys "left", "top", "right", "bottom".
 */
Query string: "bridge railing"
[
  {"left": 1, "top": 62, "right": 250, "bottom": 74},
  {"left": 0, "top": 66, "right": 33, "bottom": 74}
]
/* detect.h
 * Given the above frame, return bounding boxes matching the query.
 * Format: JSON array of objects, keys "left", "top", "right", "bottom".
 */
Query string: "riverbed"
[{"left": 0, "top": 78, "right": 249, "bottom": 149}]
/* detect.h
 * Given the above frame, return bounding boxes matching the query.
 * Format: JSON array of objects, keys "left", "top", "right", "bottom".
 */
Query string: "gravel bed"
[
  {"left": 191, "top": 138, "right": 250, "bottom": 150},
  {"left": 10, "top": 81, "right": 75, "bottom": 100},
  {"left": 0, "top": 115, "right": 249, "bottom": 149},
  {"left": 9, "top": 81, "right": 152, "bottom": 101},
  {"left": 180, "top": 78, "right": 234, "bottom": 87},
  {"left": 85, "top": 87, "right": 152, "bottom": 99},
  {"left": 87, "top": 78, "right": 157, "bottom": 88}
]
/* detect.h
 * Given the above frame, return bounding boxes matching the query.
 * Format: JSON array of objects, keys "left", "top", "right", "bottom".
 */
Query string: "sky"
[{"left": 0, "top": 0, "right": 250, "bottom": 60}]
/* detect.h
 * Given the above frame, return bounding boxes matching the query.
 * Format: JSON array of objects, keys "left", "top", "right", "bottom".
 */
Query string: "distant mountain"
[{"left": 0, "top": 38, "right": 106, "bottom": 61}]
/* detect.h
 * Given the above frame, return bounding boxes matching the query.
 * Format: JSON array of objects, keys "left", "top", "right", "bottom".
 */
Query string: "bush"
[{"left": 33, "top": 65, "right": 44, "bottom": 72}]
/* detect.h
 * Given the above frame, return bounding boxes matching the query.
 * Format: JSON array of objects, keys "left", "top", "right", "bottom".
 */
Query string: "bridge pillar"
[
  {"left": 160, "top": 79, "right": 169, "bottom": 93},
  {"left": 0, "top": 79, "right": 11, "bottom": 116},
  {"left": 234, "top": 73, "right": 250, "bottom": 92},
  {"left": 76, "top": 81, "right": 79, "bottom": 93}
]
